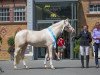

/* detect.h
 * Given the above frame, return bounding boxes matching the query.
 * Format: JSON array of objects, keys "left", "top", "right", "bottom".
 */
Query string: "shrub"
[
  {"left": 74, "top": 39, "right": 80, "bottom": 54},
  {"left": 7, "top": 36, "right": 15, "bottom": 46}
]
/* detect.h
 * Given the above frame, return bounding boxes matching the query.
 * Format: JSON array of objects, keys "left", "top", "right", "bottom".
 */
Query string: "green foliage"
[
  {"left": 74, "top": 39, "right": 80, "bottom": 54},
  {"left": 7, "top": 36, "right": 15, "bottom": 46}
]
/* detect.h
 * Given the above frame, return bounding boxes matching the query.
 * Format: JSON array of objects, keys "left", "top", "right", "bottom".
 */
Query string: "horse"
[{"left": 14, "top": 19, "right": 75, "bottom": 69}]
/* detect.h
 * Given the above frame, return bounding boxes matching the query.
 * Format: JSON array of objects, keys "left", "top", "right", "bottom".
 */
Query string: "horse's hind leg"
[
  {"left": 21, "top": 44, "right": 28, "bottom": 69},
  {"left": 14, "top": 47, "right": 21, "bottom": 69}
]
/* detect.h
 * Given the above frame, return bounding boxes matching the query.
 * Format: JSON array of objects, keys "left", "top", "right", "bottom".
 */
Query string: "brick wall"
[
  {"left": 78, "top": 0, "right": 100, "bottom": 32},
  {"left": 0, "top": 23, "right": 27, "bottom": 60},
  {"left": 0, "top": 0, "right": 27, "bottom": 60}
]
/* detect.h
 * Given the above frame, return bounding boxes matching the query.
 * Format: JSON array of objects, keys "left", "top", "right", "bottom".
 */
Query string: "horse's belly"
[
  {"left": 27, "top": 32, "right": 47, "bottom": 47},
  {"left": 29, "top": 42, "right": 46, "bottom": 47}
]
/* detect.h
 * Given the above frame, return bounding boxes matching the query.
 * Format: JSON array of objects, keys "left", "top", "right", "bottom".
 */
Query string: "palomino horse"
[{"left": 14, "top": 19, "right": 75, "bottom": 69}]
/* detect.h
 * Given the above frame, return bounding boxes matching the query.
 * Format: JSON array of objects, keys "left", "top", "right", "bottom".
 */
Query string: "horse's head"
[{"left": 63, "top": 19, "right": 75, "bottom": 33}]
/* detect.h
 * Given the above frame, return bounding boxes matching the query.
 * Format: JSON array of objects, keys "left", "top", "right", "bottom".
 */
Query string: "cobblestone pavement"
[{"left": 0, "top": 59, "right": 100, "bottom": 75}]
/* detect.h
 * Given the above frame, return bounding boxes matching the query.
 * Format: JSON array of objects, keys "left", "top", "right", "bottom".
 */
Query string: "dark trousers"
[{"left": 94, "top": 43, "right": 100, "bottom": 65}]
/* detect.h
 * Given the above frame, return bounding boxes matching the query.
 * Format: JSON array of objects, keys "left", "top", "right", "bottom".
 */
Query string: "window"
[
  {"left": 0, "top": 8, "right": 10, "bottom": 21},
  {"left": 14, "top": 7, "right": 25, "bottom": 22},
  {"left": 36, "top": 3, "right": 72, "bottom": 20},
  {"left": 89, "top": 4, "right": 100, "bottom": 13}
]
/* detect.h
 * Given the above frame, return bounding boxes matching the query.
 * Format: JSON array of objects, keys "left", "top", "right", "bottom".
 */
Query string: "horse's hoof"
[
  {"left": 51, "top": 67, "right": 55, "bottom": 70},
  {"left": 14, "top": 66, "right": 17, "bottom": 70},
  {"left": 50, "top": 65, "right": 55, "bottom": 70},
  {"left": 24, "top": 65, "right": 29, "bottom": 69},
  {"left": 44, "top": 65, "right": 48, "bottom": 69},
  {"left": 45, "top": 67, "right": 48, "bottom": 69}
]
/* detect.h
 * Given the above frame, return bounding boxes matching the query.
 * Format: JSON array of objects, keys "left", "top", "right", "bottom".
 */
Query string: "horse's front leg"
[
  {"left": 44, "top": 52, "right": 48, "bottom": 68},
  {"left": 48, "top": 45, "right": 55, "bottom": 69}
]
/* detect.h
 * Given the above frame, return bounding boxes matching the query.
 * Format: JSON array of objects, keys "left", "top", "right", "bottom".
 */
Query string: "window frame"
[
  {"left": 0, "top": 7, "right": 10, "bottom": 22},
  {"left": 14, "top": 7, "right": 26, "bottom": 22},
  {"left": 89, "top": 4, "right": 100, "bottom": 13},
  {"left": 0, "top": 6, "right": 26, "bottom": 23}
]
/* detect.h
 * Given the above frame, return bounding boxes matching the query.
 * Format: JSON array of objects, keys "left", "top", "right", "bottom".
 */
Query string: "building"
[
  {"left": 0, "top": 0, "right": 100, "bottom": 60},
  {"left": 78, "top": 0, "right": 100, "bottom": 32},
  {"left": 0, "top": 0, "right": 27, "bottom": 60}
]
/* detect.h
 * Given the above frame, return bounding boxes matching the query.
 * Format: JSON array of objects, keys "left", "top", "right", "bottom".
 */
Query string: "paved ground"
[{"left": 0, "top": 58, "right": 100, "bottom": 75}]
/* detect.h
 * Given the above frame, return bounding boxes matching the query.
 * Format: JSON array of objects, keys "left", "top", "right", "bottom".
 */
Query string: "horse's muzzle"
[{"left": 71, "top": 30, "right": 76, "bottom": 36}]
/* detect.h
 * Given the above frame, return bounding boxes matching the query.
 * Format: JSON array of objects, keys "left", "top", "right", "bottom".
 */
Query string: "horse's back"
[{"left": 15, "top": 29, "right": 48, "bottom": 47}]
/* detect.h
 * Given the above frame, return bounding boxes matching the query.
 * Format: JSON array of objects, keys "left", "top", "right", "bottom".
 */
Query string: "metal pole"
[
  {"left": 27, "top": 0, "right": 38, "bottom": 60},
  {"left": 70, "top": 3, "right": 74, "bottom": 59}
]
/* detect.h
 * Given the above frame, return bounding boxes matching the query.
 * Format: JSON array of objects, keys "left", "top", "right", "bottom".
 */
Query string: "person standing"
[
  {"left": 92, "top": 22, "right": 100, "bottom": 68},
  {"left": 75, "top": 25, "right": 92, "bottom": 68},
  {"left": 57, "top": 37, "right": 65, "bottom": 60}
]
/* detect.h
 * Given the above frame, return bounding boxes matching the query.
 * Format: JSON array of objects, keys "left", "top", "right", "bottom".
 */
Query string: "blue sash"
[{"left": 47, "top": 27, "right": 56, "bottom": 48}]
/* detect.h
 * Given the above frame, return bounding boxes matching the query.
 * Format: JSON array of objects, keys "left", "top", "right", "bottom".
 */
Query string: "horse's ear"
[
  {"left": 64, "top": 20, "right": 66, "bottom": 24},
  {"left": 65, "top": 18, "right": 69, "bottom": 21},
  {"left": 64, "top": 19, "right": 68, "bottom": 24}
]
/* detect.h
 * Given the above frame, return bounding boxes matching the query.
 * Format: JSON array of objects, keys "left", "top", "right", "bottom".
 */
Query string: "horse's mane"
[
  {"left": 40, "top": 20, "right": 64, "bottom": 31},
  {"left": 49, "top": 20, "right": 64, "bottom": 28}
]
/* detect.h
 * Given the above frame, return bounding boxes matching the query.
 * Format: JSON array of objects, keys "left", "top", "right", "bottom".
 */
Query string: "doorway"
[{"left": 35, "top": 1, "right": 77, "bottom": 59}]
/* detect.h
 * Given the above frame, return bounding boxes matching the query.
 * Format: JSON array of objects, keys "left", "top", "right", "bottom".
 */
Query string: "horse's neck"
[{"left": 51, "top": 21, "right": 64, "bottom": 37}]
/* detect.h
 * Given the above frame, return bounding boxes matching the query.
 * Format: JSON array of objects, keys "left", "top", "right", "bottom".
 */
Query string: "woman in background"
[{"left": 92, "top": 22, "right": 100, "bottom": 68}]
